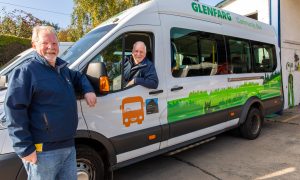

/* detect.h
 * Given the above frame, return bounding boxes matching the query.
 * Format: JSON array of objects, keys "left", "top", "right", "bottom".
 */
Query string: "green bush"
[{"left": 0, "top": 35, "right": 31, "bottom": 67}]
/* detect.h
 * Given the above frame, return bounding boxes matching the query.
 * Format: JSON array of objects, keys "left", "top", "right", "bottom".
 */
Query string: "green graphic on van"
[
  {"left": 191, "top": 2, "right": 232, "bottom": 21},
  {"left": 236, "top": 17, "right": 262, "bottom": 30},
  {"left": 168, "top": 72, "right": 281, "bottom": 123}
]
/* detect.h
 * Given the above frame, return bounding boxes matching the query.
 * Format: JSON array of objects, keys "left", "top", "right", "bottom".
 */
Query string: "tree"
[
  {"left": 0, "top": 8, "right": 62, "bottom": 65},
  {"left": 0, "top": 16, "right": 17, "bottom": 35},
  {"left": 0, "top": 8, "right": 18, "bottom": 35},
  {"left": 57, "top": 28, "right": 78, "bottom": 42},
  {"left": 0, "top": 8, "right": 59, "bottom": 38},
  {"left": 71, "top": 0, "right": 149, "bottom": 40},
  {"left": 57, "top": 29, "right": 70, "bottom": 42}
]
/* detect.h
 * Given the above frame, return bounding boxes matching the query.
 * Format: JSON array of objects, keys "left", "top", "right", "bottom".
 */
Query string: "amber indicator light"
[{"left": 148, "top": 134, "right": 156, "bottom": 140}]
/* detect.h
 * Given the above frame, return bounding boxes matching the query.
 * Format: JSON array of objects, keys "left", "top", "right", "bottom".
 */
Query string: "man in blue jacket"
[
  {"left": 124, "top": 41, "right": 158, "bottom": 89},
  {"left": 5, "top": 26, "right": 97, "bottom": 180}
]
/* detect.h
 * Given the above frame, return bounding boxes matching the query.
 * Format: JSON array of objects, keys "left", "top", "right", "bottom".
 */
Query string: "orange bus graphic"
[{"left": 121, "top": 96, "right": 144, "bottom": 127}]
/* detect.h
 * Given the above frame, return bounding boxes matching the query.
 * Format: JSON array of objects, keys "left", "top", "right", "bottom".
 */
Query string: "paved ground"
[{"left": 114, "top": 106, "right": 300, "bottom": 180}]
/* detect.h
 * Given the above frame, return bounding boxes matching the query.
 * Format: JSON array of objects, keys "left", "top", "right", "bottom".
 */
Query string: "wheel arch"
[
  {"left": 75, "top": 130, "right": 117, "bottom": 170},
  {"left": 239, "top": 96, "right": 264, "bottom": 125}
]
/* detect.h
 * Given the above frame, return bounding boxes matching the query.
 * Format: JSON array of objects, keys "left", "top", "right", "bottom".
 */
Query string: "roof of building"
[{"left": 215, "top": 0, "right": 236, "bottom": 8}]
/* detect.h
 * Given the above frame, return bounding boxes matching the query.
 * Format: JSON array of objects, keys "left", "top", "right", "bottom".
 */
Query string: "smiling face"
[
  {"left": 132, "top": 41, "right": 146, "bottom": 65},
  {"left": 32, "top": 30, "right": 59, "bottom": 67}
]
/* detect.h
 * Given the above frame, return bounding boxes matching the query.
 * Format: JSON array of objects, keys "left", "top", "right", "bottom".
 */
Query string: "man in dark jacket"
[
  {"left": 124, "top": 41, "right": 158, "bottom": 89},
  {"left": 5, "top": 26, "right": 96, "bottom": 180}
]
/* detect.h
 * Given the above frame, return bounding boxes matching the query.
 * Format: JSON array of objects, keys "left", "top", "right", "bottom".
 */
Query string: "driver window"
[
  {"left": 98, "top": 37, "right": 123, "bottom": 91},
  {"left": 87, "top": 32, "right": 154, "bottom": 94}
]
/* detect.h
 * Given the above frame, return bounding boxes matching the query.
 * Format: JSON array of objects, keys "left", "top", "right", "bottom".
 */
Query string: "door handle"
[
  {"left": 171, "top": 86, "right": 183, "bottom": 91},
  {"left": 149, "top": 89, "right": 164, "bottom": 95}
]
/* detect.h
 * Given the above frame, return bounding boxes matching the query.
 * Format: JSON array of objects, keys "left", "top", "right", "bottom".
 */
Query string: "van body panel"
[
  {"left": 0, "top": 0, "right": 283, "bottom": 178},
  {"left": 0, "top": 130, "right": 4, "bottom": 153},
  {"left": 263, "top": 97, "right": 283, "bottom": 115},
  {"left": 157, "top": 0, "right": 276, "bottom": 38},
  {"left": 0, "top": 129, "right": 13, "bottom": 154},
  {"left": 160, "top": 14, "right": 230, "bottom": 147},
  {"left": 110, "top": 125, "right": 162, "bottom": 154},
  {"left": 77, "top": 101, "right": 89, "bottom": 130},
  {"left": 168, "top": 119, "right": 238, "bottom": 147},
  {"left": 81, "top": 86, "right": 165, "bottom": 136},
  {"left": 81, "top": 84, "right": 167, "bottom": 162},
  {"left": 116, "top": 143, "right": 160, "bottom": 163},
  {"left": 79, "top": 23, "right": 168, "bottom": 162},
  {"left": 168, "top": 109, "right": 230, "bottom": 139}
]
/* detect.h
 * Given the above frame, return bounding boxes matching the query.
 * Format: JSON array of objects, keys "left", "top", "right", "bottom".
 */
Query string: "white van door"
[
  {"left": 160, "top": 15, "right": 231, "bottom": 148},
  {"left": 80, "top": 28, "right": 167, "bottom": 163}
]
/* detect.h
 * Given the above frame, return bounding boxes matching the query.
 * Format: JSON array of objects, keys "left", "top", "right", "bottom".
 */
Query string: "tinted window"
[
  {"left": 252, "top": 42, "right": 277, "bottom": 72},
  {"left": 171, "top": 27, "right": 225, "bottom": 77},
  {"left": 227, "top": 38, "right": 251, "bottom": 74}
]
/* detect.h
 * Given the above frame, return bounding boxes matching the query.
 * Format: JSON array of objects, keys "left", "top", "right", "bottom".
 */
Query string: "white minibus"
[{"left": 0, "top": 0, "right": 283, "bottom": 179}]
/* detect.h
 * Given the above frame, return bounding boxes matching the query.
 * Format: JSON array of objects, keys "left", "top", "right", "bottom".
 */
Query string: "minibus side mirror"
[
  {"left": 86, "top": 62, "right": 110, "bottom": 94},
  {"left": 0, "top": 75, "right": 8, "bottom": 90}
]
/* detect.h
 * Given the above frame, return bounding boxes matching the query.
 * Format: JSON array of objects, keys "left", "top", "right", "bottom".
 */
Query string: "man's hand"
[
  {"left": 84, "top": 92, "right": 97, "bottom": 107},
  {"left": 126, "top": 79, "right": 135, "bottom": 87},
  {"left": 22, "top": 150, "right": 37, "bottom": 164}
]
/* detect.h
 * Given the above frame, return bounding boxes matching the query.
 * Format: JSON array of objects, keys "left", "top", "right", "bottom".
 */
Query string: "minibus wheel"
[
  {"left": 76, "top": 145, "right": 105, "bottom": 180},
  {"left": 239, "top": 108, "right": 263, "bottom": 140}
]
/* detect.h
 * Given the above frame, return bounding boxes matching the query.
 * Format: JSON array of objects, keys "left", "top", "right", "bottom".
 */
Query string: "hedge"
[{"left": 0, "top": 35, "right": 31, "bottom": 67}]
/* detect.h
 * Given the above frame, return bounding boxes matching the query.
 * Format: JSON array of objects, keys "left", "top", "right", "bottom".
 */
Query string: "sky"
[{"left": 0, "top": 0, "right": 223, "bottom": 29}]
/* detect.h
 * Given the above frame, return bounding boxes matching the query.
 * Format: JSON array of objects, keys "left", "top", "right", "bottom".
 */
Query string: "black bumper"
[{"left": 0, "top": 153, "right": 26, "bottom": 180}]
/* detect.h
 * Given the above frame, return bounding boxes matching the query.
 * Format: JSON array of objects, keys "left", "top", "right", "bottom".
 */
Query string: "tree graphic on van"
[{"left": 121, "top": 96, "right": 144, "bottom": 127}]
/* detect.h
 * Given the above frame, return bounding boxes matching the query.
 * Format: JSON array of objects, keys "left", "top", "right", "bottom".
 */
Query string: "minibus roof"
[{"left": 95, "top": 0, "right": 275, "bottom": 38}]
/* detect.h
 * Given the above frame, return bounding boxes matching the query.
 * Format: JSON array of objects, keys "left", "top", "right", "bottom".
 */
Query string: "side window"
[
  {"left": 87, "top": 32, "right": 154, "bottom": 94},
  {"left": 171, "top": 27, "right": 225, "bottom": 77},
  {"left": 227, "top": 38, "right": 251, "bottom": 74},
  {"left": 92, "top": 37, "right": 123, "bottom": 92},
  {"left": 252, "top": 42, "right": 277, "bottom": 72}
]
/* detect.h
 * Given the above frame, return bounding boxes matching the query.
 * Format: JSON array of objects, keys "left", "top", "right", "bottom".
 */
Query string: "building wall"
[
  {"left": 281, "top": 0, "right": 300, "bottom": 43},
  {"left": 220, "top": 0, "right": 270, "bottom": 23},
  {"left": 280, "top": 0, "right": 300, "bottom": 108}
]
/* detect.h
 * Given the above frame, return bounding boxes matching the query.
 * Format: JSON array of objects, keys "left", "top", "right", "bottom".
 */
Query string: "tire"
[
  {"left": 239, "top": 108, "right": 263, "bottom": 140},
  {"left": 76, "top": 145, "right": 105, "bottom": 180}
]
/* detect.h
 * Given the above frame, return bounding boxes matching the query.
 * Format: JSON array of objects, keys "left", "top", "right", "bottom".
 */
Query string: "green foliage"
[
  {"left": 71, "top": 0, "right": 149, "bottom": 40},
  {"left": 0, "top": 16, "right": 18, "bottom": 36},
  {"left": 167, "top": 73, "right": 282, "bottom": 123},
  {"left": 1, "top": 1, "right": 150, "bottom": 50},
  {"left": 0, "top": 8, "right": 60, "bottom": 39},
  {"left": 0, "top": 8, "right": 60, "bottom": 65},
  {"left": 0, "top": 35, "right": 31, "bottom": 66},
  {"left": 57, "top": 28, "right": 79, "bottom": 42}
]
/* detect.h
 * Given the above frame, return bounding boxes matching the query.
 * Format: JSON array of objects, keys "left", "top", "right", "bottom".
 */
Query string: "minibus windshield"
[{"left": 60, "top": 24, "right": 117, "bottom": 65}]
